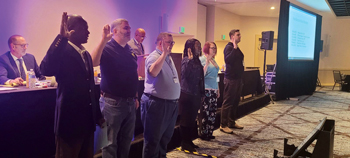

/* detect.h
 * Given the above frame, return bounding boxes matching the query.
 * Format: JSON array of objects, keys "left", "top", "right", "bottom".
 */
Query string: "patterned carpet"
[{"left": 167, "top": 86, "right": 350, "bottom": 158}]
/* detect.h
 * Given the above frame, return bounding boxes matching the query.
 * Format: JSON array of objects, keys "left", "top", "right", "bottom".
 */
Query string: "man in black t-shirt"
[{"left": 91, "top": 19, "right": 139, "bottom": 158}]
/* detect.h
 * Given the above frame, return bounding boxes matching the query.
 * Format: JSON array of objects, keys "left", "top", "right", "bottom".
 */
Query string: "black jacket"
[
  {"left": 224, "top": 42, "right": 244, "bottom": 80},
  {"left": 40, "top": 35, "right": 102, "bottom": 139},
  {"left": 180, "top": 56, "right": 205, "bottom": 97}
]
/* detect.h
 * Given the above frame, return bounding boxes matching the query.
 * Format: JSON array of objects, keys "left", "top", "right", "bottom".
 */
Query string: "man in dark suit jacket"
[
  {"left": 0, "top": 35, "right": 45, "bottom": 85},
  {"left": 40, "top": 12, "right": 104, "bottom": 158}
]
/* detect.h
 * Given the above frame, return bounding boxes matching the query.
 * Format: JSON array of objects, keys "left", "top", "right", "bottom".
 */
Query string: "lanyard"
[{"left": 156, "top": 49, "right": 177, "bottom": 77}]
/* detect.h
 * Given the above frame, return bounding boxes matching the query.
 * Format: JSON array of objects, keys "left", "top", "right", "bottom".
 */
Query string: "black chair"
[{"left": 332, "top": 70, "right": 344, "bottom": 90}]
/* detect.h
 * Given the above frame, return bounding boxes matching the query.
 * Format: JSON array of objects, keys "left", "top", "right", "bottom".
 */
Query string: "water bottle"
[
  {"left": 28, "top": 69, "right": 36, "bottom": 88},
  {"left": 94, "top": 69, "right": 98, "bottom": 83}
]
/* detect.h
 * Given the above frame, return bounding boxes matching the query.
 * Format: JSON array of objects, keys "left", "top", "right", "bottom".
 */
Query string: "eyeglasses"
[
  {"left": 210, "top": 47, "right": 217, "bottom": 49},
  {"left": 14, "top": 43, "right": 29, "bottom": 48},
  {"left": 165, "top": 41, "right": 175, "bottom": 45},
  {"left": 136, "top": 35, "right": 146, "bottom": 39}
]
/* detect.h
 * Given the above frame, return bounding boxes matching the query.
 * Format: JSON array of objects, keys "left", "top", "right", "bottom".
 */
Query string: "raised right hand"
[
  {"left": 161, "top": 39, "right": 171, "bottom": 56},
  {"left": 207, "top": 54, "right": 213, "bottom": 61},
  {"left": 60, "top": 12, "right": 75, "bottom": 38},
  {"left": 188, "top": 48, "right": 193, "bottom": 60},
  {"left": 102, "top": 24, "right": 113, "bottom": 42},
  {"left": 232, "top": 38, "right": 238, "bottom": 49}
]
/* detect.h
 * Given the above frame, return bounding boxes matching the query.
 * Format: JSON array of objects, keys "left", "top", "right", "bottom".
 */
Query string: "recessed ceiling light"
[{"left": 271, "top": 6, "right": 275, "bottom": 10}]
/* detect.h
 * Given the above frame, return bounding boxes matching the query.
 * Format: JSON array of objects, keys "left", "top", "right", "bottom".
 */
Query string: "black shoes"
[
  {"left": 189, "top": 141, "right": 199, "bottom": 148},
  {"left": 199, "top": 136, "right": 211, "bottom": 141},
  {"left": 181, "top": 141, "right": 197, "bottom": 152},
  {"left": 199, "top": 135, "right": 216, "bottom": 141}
]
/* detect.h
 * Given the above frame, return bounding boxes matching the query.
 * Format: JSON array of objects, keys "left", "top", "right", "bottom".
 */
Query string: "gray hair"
[
  {"left": 111, "top": 19, "right": 128, "bottom": 32},
  {"left": 155, "top": 32, "right": 172, "bottom": 44}
]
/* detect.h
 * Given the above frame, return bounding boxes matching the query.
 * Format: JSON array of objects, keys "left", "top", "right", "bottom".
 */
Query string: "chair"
[{"left": 332, "top": 70, "right": 344, "bottom": 90}]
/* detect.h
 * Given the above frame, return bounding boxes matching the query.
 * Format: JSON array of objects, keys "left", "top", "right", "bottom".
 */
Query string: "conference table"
[{"left": 0, "top": 69, "right": 262, "bottom": 157}]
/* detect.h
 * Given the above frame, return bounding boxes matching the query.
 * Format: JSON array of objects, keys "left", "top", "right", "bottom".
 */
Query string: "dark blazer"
[
  {"left": 0, "top": 51, "right": 45, "bottom": 84},
  {"left": 40, "top": 35, "right": 102, "bottom": 139}
]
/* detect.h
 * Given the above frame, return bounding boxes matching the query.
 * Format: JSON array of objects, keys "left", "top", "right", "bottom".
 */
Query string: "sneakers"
[
  {"left": 228, "top": 123, "right": 244, "bottom": 129},
  {"left": 220, "top": 126, "right": 233, "bottom": 134}
]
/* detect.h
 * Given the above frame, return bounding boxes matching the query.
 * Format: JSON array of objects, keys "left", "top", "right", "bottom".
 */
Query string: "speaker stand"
[{"left": 263, "top": 49, "right": 275, "bottom": 104}]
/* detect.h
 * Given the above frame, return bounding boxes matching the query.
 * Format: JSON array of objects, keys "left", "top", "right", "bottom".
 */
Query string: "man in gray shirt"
[{"left": 141, "top": 32, "right": 180, "bottom": 158}]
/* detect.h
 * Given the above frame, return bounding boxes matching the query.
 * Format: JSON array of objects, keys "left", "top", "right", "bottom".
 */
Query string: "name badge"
[
  {"left": 173, "top": 77, "right": 179, "bottom": 83},
  {"left": 217, "top": 77, "right": 220, "bottom": 82}
]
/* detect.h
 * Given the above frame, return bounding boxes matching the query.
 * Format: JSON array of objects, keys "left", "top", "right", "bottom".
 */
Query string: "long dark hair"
[{"left": 183, "top": 38, "right": 201, "bottom": 58}]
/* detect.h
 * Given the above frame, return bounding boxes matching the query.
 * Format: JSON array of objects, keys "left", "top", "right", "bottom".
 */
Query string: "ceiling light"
[{"left": 271, "top": 6, "right": 275, "bottom": 10}]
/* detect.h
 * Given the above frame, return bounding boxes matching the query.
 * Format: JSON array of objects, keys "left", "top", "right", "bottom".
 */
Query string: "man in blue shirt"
[
  {"left": 91, "top": 19, "right": 138, "bottom": 158},
  {"left": 141, "top": 32, "right": 180, "bottom": 158}
]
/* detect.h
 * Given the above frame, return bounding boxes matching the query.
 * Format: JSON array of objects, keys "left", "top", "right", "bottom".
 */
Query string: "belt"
[
  {"left": 102, "top": 92, "right": 135, "bottom": 102},
  {"left": 144, "top": 93, "right": 178, "bottom": 103}
]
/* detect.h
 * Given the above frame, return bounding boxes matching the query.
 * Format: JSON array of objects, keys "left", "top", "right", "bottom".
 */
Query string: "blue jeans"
[
  {"left": 141, "top": 94, "right": 178, "bottom": 158},
  {"left": 100, "top": 96, "right": 136, "bottom": 158}
]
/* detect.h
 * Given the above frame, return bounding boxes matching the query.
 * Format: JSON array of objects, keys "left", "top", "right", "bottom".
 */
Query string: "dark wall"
[{"left": 275, "top": 0, "right": 322, "bottom": 100}]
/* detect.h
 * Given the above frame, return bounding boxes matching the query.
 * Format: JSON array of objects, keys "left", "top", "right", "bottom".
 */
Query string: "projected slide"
[{"left": 288, "top": 5, "right": 316, "bottom": 60}]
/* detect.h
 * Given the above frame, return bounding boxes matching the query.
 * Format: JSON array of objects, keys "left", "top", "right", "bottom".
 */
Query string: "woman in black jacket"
[{"left": 178, "top": 38, "right": 205, "bottom": 152}]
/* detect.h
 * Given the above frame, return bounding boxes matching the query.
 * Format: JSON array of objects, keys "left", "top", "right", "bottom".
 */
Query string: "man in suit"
[
  {"left": 0, "top": 35, "right": 45, "bottom": 85},
  {"left": 127, "top": 28, "right": 146, "bottom": 55},
  {"left": 40, "top": 12, "right": 104, "bottom": 158}
]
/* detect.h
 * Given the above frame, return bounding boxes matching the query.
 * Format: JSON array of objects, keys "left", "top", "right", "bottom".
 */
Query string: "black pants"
[
  {"left": 55, "top": 132, "right": 94, "bottom": 158},
  {"left": 221, "top": 78, "right": 243, "bottom": 127},
  {"left": 178, "top": 92, "right": 201, "bottom": 142}
]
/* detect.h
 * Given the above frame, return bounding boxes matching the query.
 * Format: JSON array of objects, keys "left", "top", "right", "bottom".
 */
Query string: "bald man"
[
  {"left": 40, "top": 12, "right": 104, "bottom": 158},
  {"left": 0, "top": 35, "right": 45, "bottom": 85},
  {"left": 127, "top": 28, "right": 146, "bottom": 55}
]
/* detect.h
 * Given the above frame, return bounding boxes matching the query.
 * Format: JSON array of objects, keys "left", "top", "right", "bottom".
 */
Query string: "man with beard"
[
  {"left": 91, "top": 19, "right": 138, "bottom": 158},
  {"left": 40, "top": 12, "right": 104, "bottom": 158},
  {"left": 220, "top": 29, "right": 244, "bottom": 134},
  {"left": 0, "top": 35, "right": 45, "bottom": 85}
]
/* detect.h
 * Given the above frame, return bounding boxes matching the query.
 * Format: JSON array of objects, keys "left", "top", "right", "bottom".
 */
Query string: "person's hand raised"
[
  {"left": 232, "top": 38, "right": 238, "bottom": 49},
  {"left": 188, "top": 48, "right": 193, "bottom": 60},
  {"left": 161, "top": 39, "right": 171, "bottom": 56},
  {"left": 60, "top": 12, "right": 75, "bottom": 38},
  {"left": 102, "top": 24, "right": 113, "bottom": 42}
]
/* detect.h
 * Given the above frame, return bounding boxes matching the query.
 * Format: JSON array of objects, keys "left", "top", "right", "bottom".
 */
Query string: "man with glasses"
[
  {"left": 0, "top": 35, "right": 45, "bottom": 85},
  {"left": 140, "top": 32, "right": 180, "bottom": 158},
  {"left": 128, "top": 28, "right": 146, "bottom": 55}
]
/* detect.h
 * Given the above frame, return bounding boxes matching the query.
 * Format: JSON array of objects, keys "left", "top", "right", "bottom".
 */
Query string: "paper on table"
[{"left": 0, "top": 87, "right": 18, "bottom": 91}]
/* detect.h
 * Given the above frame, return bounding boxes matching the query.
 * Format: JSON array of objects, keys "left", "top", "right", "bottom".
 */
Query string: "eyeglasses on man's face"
[
  {"left": 14, "top": 43, "right": 29, "bottom": 48},
  {"left": 165, "top": 41, "right": 175, "bottom": 45},
  {"left": 210, "top": 47, "right": 217, "bottom": 50}
]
